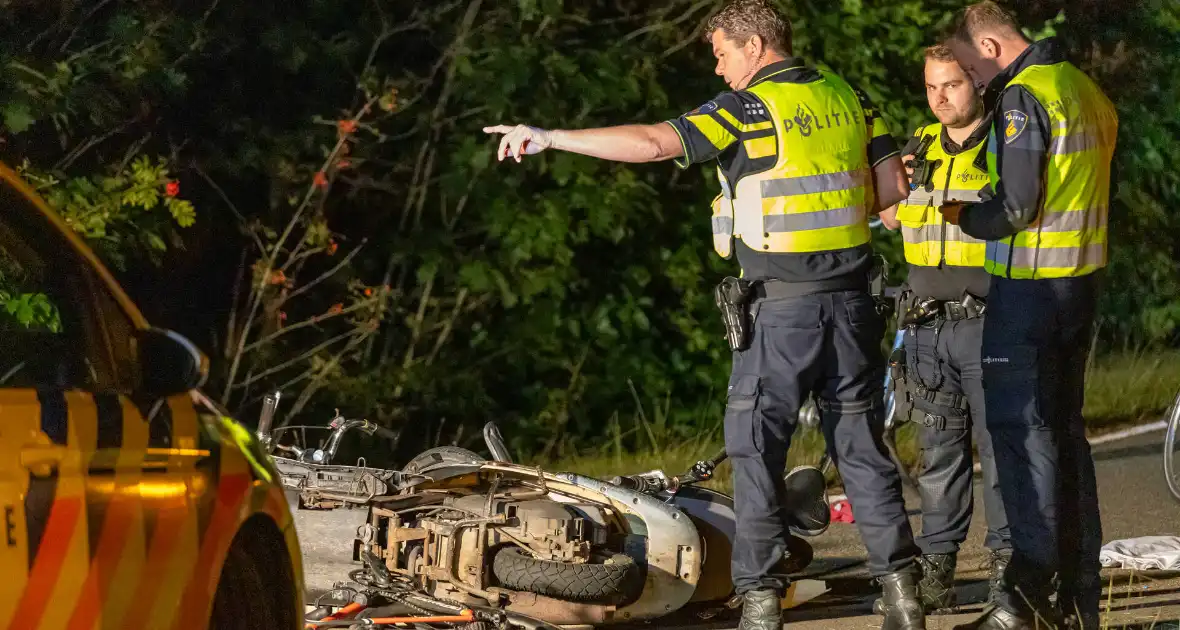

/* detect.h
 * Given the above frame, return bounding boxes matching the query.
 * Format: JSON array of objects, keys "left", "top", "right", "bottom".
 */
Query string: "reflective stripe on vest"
[
  {"left": 984, "top": 61, "right": 1118, "bottom": 279},
  {"left": 895, "top": 122, "right": 988, "bottom": 268},
  {"left": 710, "top": 68, "right": 871, "bottom": 258},
  {"left": 711, "top": 166, "right": 735, "bottom": 258}
]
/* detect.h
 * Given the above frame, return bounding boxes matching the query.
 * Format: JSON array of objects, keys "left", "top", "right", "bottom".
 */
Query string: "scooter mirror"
[
  {"left": 483, "top": 421, "right": 512, "bottom": 462},
  {"left": 258, "top": 391, "right": 281, "bottom": 445}
]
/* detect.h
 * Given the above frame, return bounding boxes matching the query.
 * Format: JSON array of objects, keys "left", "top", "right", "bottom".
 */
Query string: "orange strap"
[{"left": 305, "top": 605, "right": 475, "bottom": 628}]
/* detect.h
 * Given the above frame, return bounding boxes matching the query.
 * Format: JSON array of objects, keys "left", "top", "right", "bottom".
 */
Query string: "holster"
[
  {"left": 714, "top": 276, "right": 754, "bottom": 352},
  {"left": 888, "top": 344, "right": 914, "bottom": 426},
  {"left": 870, "top": 255, "right": 892, "bottom": 318},
  {"left": 899, "top": 291, "right": 987, "bottom": 328},
  {"left": 900, "top": 296, "right": 942, "bottom": 328}
]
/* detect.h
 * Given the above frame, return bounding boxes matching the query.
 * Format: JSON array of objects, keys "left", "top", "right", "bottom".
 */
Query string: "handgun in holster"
[
  {"left": 714, "top": 276, "right": 754, "bottom": 352},
  {"left": 899, "top": 296, "right": 941, "bottom": 328},
  {"left": 906, "top": 133, "right": 942, "bottom": 193}
]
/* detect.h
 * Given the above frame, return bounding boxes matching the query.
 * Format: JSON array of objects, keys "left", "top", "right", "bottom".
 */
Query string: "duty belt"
[
  {"left": 752, "top": 276, "right": 869, "bottom": 301},
  {"left": 940, "top": 298, "right": 986, "bottom": 321},
  {"left": 901, "top": 294, "right": 986, "bottom": 327}
]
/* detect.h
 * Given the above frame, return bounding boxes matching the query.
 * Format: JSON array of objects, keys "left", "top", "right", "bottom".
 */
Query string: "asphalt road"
[{"left": 699, "top": 427, "right": 1180, "bottom": 630}]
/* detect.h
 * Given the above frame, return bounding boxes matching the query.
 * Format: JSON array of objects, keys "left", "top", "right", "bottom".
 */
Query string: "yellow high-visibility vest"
[
  {"left": 984, "top": 61, "right": 1118, "bottom": 279},
  {"left": 711, "top": 68, "right": 872, "bottom": 258},
  {"left": 895, "top": 123, "right": 988, "bottom": 268}
]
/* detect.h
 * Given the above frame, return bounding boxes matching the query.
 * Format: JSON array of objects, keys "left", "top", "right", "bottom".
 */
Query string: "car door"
[
  {"left": 76, "top": 256, "right": 220, "bottom": 630},
  {"left": 0, "top": 183, "right": 116, "bottom": 630}
]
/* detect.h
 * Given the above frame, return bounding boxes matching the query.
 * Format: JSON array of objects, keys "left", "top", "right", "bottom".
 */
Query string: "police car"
[{"left": 0, "top": 161, "right": 303, "bottom": 629}]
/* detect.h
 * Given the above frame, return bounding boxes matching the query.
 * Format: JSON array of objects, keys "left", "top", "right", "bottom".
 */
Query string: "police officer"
[
  {"left": 878, "top": 44, "right": 1012, "bottom": 614},
  {"left": 484, "top": 2, "right": 926, "bottom": 628},
  {"left": 938, "top": 3, "right": 1118, "bottom": 628}
]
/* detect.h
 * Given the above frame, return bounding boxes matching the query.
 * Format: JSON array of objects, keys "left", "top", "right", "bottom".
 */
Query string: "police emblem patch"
[
  {"left": 1004, "top": 110, "right": 1028, "bottom": 144},
  {"left": 692, "top": 100, "right": 719, "bottom": 115}
]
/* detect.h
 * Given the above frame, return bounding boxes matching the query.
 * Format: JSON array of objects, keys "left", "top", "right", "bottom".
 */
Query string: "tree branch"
[
  {"left": 280, "top": 331, "right": 374, "bottom": 424},
  {"left": 283, "top": 239, "right": 369, "bottom": 302},
  {"left": 425, "top": 287, "right": 467, "bottom": 366},
  {"left": 243, "top": 296, "right": 381, "bottom": 353},
  {"left": 234, "top": 327, "right": 363, "bottom": 389},
  {"left": 224, "top": 249, "right": 248, "bottom": 359},
  {"left": 193, "top": 164, "right": 267, "bottom": 254},
  {"left": 391, "top": 267, "right": 436, "bottom": 399}
]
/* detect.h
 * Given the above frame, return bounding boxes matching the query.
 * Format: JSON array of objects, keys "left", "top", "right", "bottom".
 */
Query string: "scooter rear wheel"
[{"left": 491, "top": 547, "right": 644, "bottom": 605}]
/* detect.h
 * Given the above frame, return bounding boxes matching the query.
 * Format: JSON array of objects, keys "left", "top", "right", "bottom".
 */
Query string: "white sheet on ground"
[{"left": 1099, "top": 536, "right": 1180, "bottom": 571}]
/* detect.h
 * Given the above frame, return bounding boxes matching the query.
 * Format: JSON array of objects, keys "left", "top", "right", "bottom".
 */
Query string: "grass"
[
  {"left": 1084, "top": 349, "right": 1180, "bottom": 431},
  {"left": 528, "top": 349, "right": 1180, "bottom": 497}
]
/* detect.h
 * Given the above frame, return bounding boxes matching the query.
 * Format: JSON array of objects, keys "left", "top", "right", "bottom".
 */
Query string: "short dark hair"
[
  {"left": 947, "top": 1, "right": 1027, "bottom": 44},
  {"left": 924, "top": 44, "right": 956, "bottom": 63},
  {"left": 704, "top": 0, "right": 792, "bottom": 55}
]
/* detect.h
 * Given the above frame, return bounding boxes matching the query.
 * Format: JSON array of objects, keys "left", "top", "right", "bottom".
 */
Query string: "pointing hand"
[{"left": 482, "top": 124, "right": 554, "bottom": 163}]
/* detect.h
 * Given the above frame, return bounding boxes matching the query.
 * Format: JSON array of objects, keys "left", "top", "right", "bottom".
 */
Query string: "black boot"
[
  {"left": 1061, "top": 610, "right": 1100, "bottom": 630},
  {"left": 916, "top": 553, "right": 958, "bottom": 612},
  {"left": 872, "top": 572, "right": 926, "bottom": 630},
  {"left": 985, "top": 549, "right": 1011, "bottom": 607},
  {"left": 951, "top": 605, "right": 1032, "bottom": 630},
  {"left": 736, "top": 588, "right": 781, "bottom": 630}
]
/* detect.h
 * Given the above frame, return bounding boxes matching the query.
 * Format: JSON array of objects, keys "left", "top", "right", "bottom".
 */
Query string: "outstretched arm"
[
  {"left": 484, "top": 92, "right": 752, "bottom": 167},
  {"left": 482, "top": 123, "right": 685, "bottom": 164}
]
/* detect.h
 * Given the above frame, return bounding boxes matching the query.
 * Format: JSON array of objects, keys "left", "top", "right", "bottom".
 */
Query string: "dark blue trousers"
[
  {"left": 725, "top": 289, "right": 919, "bottom": 594},
  {"left": 906, "top": 317, "right": 1010, "bottom": 555},
  {"left": 981, "top": 273, "right": 1103, "bottom": 620}
]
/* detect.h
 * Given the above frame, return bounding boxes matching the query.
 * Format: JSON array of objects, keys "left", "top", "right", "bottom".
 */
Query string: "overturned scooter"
[{"left": 324, "top": 421, "right": 832, "bottom": 627}]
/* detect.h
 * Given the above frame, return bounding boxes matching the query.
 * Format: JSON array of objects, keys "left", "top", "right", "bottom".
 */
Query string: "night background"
[{"left": 2, "top": 0, "right": 1176, "bottom": 468}]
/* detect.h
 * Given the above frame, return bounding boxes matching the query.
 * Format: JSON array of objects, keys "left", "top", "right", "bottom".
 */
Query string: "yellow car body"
[{"left": 0, "top": 162, "right": 303, "bottom": 630}]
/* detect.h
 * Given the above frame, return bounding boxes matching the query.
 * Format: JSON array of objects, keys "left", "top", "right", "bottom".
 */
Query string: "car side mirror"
[{"left": 138, "top": 327, "right": 209, "bottom": 397}]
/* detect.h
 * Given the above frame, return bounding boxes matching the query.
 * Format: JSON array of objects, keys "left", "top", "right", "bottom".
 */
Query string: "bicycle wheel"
[
  {"left": 883, "top": 329, "right": 906, "bottom": 431},
  {"left": 1163, "top": 389, "right": 1180, "bottom": 503}
]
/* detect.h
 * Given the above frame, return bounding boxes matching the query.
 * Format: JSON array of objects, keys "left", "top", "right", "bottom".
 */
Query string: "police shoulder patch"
[
  {"left": 1003, "top": 109, "right": 1028, "bottom": 144},
  {"left": 691, "top": 100, "right": 720, "bottom": 116}
]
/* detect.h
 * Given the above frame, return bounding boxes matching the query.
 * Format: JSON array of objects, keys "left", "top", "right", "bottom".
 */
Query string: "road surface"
[{"left": 655, "top": 427, "right": 1180, "bottom": 629}]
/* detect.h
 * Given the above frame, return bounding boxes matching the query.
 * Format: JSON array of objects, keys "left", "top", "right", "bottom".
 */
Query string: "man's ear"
[
  {"left": 979, "top": 37, "right": 1001, "bottom": 60},
  {"left": 746, "top": 34, "right": 764, "bottom": 57}
]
